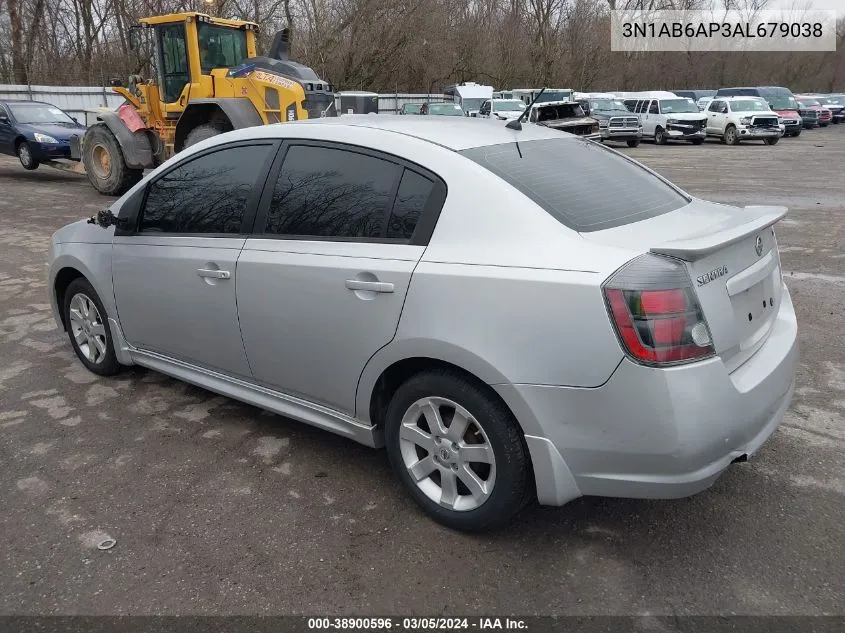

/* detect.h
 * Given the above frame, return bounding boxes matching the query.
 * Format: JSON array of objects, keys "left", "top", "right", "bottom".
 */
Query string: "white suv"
[
  {"left": 705, "top": 97, "right": 782, "bottom": 145},
  {"left": 625, "top": 97, "right": 706, "bottom": 144}
]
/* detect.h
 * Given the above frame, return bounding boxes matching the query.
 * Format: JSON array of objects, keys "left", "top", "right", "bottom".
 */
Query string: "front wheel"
[
  {"left": 82, "top": 124, "right": 143, "bottom": 196},
  {"left": 63, "top": 278, "right": 121, "bottom": 376},
  {"left": 17, "top": 141, "right": 39, "bottom": 170},
  {"left": 626, "top": 139, "right": 640, "bottom": 148},
  {"left": 724, "top": 125, "right": 740, "bottom": 145},
  {"left": 385, "top": 370, "right": 531, "bottom": 532},
  {"left": 764, "top": 137, "right": 779, "bottom": 145},
  {"left": 654, "top": 127, "right": 668, "bottom": 145},
  {"left": 184, "top": 122, "right": 229, "bottom": 149}
]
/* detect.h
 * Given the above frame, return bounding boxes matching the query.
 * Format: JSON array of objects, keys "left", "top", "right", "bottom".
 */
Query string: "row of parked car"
[{"left": 397, "top": 85, "right": 844, "bottom": 148}]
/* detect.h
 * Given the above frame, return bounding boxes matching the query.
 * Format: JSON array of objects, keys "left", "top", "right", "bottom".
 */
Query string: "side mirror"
[{"left": 72, "top": 117, "right": 79, "bottom": 124}]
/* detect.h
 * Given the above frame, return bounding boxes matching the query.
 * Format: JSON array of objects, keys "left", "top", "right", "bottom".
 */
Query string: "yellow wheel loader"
[{"left": 72, "top": 12, "right": 336, "bottom": 195}]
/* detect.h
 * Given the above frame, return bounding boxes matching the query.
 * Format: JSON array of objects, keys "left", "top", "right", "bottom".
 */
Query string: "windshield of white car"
[
  {"left": 589, "top": 99, "right": 627, "bottom": 111},
  {"left": 768, "top": 96, "right": 798, "bottom": 110},
  {"left": 428, "top": 104, "right": 465, "bottom": 116},
  {"left": 9, "top": 103, "right": 75, "bottom": 124},
  {"left": 460, "top": 138, "right": 688, "bottom": 232},
  {"left": 461, "top": 98, "right": 486, "bottom": 111},
  {"left": 730, "top": 100, "right": 770, "bottom": 112},
  {"left": 659, "top": 99, "right": 699, "bottom": 114},
  {"left": 822, "top": 95, "right": 844, "bottom": 104},
  {"left": 492, "top": 100, "right": 525, "bottom": 112},
  {"left": 797, "top": 99, "right": 820, "bottom": 108},
  {"left": 534, "top": 91, "right": 572, "bottom": 103}
]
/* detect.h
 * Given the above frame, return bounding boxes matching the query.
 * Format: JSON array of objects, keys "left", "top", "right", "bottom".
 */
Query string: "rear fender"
[{"left": 174, "top": 99, "right": 263, "bottom": 152}]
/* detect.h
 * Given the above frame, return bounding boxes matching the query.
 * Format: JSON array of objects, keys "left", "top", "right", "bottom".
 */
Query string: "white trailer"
[{"left": 443, "top": 82, "right": 494, "bottom": 117}]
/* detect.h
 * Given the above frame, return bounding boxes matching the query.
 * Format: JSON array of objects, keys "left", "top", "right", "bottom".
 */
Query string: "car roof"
[
  {"left": 234, "top": 116, "right": 572, "bottom": 151},
  {"left": 0, "top": 100, "right": 55, "bottom": 106}
]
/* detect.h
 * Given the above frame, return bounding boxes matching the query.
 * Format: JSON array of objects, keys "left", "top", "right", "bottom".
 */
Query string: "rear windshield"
[{"left": 460, "top": 138, "right": 688, "bottom": 232}]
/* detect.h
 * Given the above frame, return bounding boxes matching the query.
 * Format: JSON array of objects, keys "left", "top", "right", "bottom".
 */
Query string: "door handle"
[
  {"left": 345, "top": 279, "right": 394, "bottom": 293},
  {"left": 197, "top": 268, "right": 231, "bottom": 279}
]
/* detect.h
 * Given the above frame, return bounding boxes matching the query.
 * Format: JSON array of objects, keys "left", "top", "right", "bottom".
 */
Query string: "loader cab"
[{"left": 137, "top": 13, "right": 258, "bottom": 111}]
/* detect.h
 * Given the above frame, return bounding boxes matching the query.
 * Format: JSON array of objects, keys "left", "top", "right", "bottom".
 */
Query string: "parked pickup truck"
[
  {"left": 704, "top": 97, "right": 782, "bottom": 145},
  {"left": 578, "top": 96, "right": 642, "bottom": 147},
  {"left": 527, "top": 101, "right": 600, "bottom": 140}
]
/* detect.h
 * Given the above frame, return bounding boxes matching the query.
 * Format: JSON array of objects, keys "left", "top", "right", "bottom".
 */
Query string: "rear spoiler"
[{"left": 650, "top": 205, "right": 788, "bottom": 261}]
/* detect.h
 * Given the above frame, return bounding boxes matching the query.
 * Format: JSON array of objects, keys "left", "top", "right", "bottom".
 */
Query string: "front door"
[
  {"left": 706, "top": 100, "right": 726, "bottom": 135},
  {"left": 112, "top": 141, "right": 276, "bottom": 378},
  {"left": 237, "top": 141, "right": 444, "bottom": 414}
]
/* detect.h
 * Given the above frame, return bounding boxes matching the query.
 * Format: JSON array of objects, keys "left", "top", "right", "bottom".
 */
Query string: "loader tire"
[
  {"left": 184, "top": 122, "right": 229, "bottom": 149},
  {"left": 82, "top": 124, "right": 143, "bottom": 196}
]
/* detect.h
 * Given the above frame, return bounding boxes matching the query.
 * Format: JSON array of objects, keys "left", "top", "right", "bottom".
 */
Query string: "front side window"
[
  {"left": 265, "top": 145, "right": 401, "bottom": 239},
  {"left": 461, "top": 138, "right": 688, "bottom": 233},
  {"left": 198, "top": 23, "right": 247, "bottom": 73},
  {"left": 708, "top": 100, "right": 724, "bottom": 112},
  {"left": 140, "top": 144, "right": 272, "bottom": 234},
  {"left": 158, "top": 23, "right": 189, "bottom": 103},
  {"left": 648, "top": 101, "right": 659, "bottom": 114}
]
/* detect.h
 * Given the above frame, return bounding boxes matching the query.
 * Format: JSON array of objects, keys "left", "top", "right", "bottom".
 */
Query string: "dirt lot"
[{"left": 1, "top": 128, "right": 843, "bottom": 616}]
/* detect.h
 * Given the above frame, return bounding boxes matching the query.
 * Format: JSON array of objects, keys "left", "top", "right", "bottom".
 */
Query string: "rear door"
[
  {"left": 236, "top": 141, "right": 447, "bottom": 414},
  {"left": 112, "top": 141, "right": 276, "bottom": 378}
]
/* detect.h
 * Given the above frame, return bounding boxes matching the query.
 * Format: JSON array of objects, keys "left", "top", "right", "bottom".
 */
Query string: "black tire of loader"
[{"left": 82, "top": 124, "right": 143, "bottom": 196}]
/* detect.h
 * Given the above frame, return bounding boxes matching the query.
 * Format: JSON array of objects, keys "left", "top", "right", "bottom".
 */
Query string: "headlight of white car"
[
  {"left": 667, "top": 119, "right": 679, "bottom": 125},
  {"left": 34, "top": 133, "right": 58, "bottom": 144},
  {"left": 598, "top": 120, "right": 609, "bottom": 127},
  {"left": 739, "top": 117, "right": 752, "bottom": 125}
]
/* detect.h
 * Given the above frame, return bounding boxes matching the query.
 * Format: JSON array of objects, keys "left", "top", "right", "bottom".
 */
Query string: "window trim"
[
  {"left": 250, "top": 139, "right": 447, "bottom": 246},
  {"left": 115, "top": 139, "right": 280, "bottom": 238}
]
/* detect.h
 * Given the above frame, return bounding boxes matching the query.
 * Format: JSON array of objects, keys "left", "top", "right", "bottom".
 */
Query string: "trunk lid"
[{"left": 585, "top": 200, "right": 786, "bottom": 372}]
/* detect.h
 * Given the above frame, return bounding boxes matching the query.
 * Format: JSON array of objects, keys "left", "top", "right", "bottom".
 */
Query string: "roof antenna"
[{"left": 506, "top": 87, "right": 546, "bottom": 130}]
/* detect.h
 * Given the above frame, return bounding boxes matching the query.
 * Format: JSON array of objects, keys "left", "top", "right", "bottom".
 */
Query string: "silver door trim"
[{"left": 128, "top": 348, "right": 382, "bottom": 448}]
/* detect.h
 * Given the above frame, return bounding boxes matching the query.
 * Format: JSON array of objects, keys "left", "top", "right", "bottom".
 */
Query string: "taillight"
[{"left": 603, "top": 254, "right": 714, "bottom": 366}]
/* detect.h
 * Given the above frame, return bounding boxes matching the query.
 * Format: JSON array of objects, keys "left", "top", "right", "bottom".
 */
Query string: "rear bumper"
[{"left": 497, "top": 283, "right": 798, "bottom": 506}]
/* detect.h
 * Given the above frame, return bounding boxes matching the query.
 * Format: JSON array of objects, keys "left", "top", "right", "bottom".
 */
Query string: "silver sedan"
[{"left": 48, "top": 117, "right": 797, "bottom": 531}]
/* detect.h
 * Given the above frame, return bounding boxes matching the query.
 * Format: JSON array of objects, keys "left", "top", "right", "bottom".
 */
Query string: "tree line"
[{"left": 1, "top": 0, "right": 843, "bottom": 93}]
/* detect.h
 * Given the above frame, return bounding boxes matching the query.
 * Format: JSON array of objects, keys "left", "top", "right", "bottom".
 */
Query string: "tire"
[
  {"left": 63, "top": 278, "right": 120, "bottom": 376},
  {"left": 764, "top": 137, "right": 779, "bottom": 145},
  {"left": 790, "top": 129, "right": 801, "bottom": 137},
  {"left": 690, "top": 138, "right": 704, "bottom": 145},
  {"left": 184, "top": 122, "right": 229, "bottom": 149},
  {"left": 626, "top": 139, "right": 640, "bottom": 148},
  {"left": 17, "top": 140, "right": 39, "bottom": 170},
  {"left": 724, "top": 125, "right": 739, "bottom": 145},
  {"left": 820, "top": 122, "right": 828, "bottom": 128},
  {"left": 384, "top": 369, "right": 531, "bottom": 532},
  {"left": 654, "top": 127, "right": 667, "bottom": 145},
  {"left": 82, "top": 124, "right": 143, "bottom": 196}
]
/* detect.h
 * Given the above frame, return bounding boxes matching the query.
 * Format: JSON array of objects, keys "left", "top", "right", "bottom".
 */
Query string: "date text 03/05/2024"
[{"left": 306, "top": 617, "right": 528, "bottom": 630}]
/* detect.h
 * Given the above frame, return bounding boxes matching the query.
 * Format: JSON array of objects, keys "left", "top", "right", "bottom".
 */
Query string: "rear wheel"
[
  {"left": 385, "top": 370, "right": 531, "bottom": 532},
  {"left": 764, "top": 137, "right": 779, "bottom": 145},
  {"left": 724, "top": 125, "right": 739, "bottom": 145},
  {"left": 184, "top": 122, "right": 230, "bottom": 149},
  {"left": 626, "top": 139, "right": 640, "bottom": 148},
  {"left": 17, "top": 141, "right": 39, "bottom": 170},
  {"left": 654, "top": 127, "right": 668, "bottom": 145},
  {"left": 82, "top": 124, "right": 142, "bottom": 196}
]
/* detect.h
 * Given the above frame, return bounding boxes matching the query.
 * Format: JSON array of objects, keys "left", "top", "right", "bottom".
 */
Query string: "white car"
[
  {"left": 48, "top": 117, "right": 797, "bottom": 531},
  {"left": 625, "top": 96, "right": 707, "bottom": 144},
  {"left": 705, "top": 97, "right": 782, "bottom": 145},
  {"left": 477, "top": 99, "right": 526, "bottom": 121}
]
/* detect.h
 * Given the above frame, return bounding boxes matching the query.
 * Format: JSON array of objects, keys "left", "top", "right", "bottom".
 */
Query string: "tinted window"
[
  {"left": 265, "top": 145, "right": 401, "bottom": 238},
  {"left": 461, "top": 138, "right": 688, "bottom": 233},
  {"left": 140, "top": 144, "right": 272, "bottom": 234},
  {"left": 708, "top": 100, "right": 724, "bottom": 112},
  {"left": 648, "top": 101, "right": 659, "bottom": 114},
  {"left": 388, "top": 170, "right": 435, "bottom": 239}
]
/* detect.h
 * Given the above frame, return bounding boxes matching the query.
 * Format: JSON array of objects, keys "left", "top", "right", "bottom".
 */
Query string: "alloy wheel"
[
  {"left": 398, "top": 396, "right": 497, "bottom": 512},
  {"left": 18, "top": 144, "right": 32, "bottom": 167},
  {"left": 68, "top": 292, "right": 108, "bottom": 365}
]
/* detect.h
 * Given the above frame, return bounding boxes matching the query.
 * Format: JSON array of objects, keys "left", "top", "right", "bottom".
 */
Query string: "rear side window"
[
  {"left": 140, "top": 144, "right": 272, "bottom": 234},
  {"left": 388, "top": 169, "right": 435, "bottom": 239},
  {"left": 460, "top": 138, "right": 688, "bottom": 233},
  {"left": 265, "top": 145, "right": 402, "bottom": 238}
]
